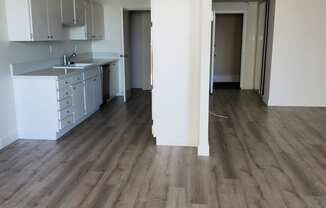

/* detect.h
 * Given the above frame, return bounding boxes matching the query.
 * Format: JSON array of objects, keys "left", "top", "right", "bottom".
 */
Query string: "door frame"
[
  {"left": 120, "top": 7, "right": 151, "bottom": 102},
  {"left": 210, "top": 11, "right": 247, "bottom": 90}
]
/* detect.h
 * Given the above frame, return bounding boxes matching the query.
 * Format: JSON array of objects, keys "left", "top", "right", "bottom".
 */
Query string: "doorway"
[
  {"left": 210, "top": 13, "right": 245, "bottom": 93},
  {"left": 121, "top": 9, "right": 152, "bottom": 102}
]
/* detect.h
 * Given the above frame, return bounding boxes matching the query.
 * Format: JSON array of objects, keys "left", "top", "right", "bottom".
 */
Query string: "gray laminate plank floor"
[{"left": 0, "top": 90, "right": 326, "bottom": 208}]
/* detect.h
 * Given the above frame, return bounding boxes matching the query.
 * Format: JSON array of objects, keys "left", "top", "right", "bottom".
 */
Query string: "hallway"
[
  {"left": 0, "top": 91, "right": 326, "bottom": 207},
  {"left": 209, "top": 90, "right": 326, "bottom": 208}
]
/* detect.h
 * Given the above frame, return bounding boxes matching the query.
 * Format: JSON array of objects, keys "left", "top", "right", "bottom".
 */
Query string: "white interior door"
[
  {"left": 122, "top": 9, "right": 132, "bottom": 102},
  {"left": 209, "top": 14, "right": 216, "bottom": 94}
]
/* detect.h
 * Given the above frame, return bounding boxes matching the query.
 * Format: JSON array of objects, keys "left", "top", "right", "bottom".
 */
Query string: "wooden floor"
[{"left": 0, "top": 90, "right": 326, "bottom": 208}]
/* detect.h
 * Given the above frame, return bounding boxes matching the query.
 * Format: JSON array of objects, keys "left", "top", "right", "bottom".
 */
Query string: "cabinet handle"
[
  {"left": 73, "top": 87, "right": 76, "bottom": 90},
  {"left": 65, "top": 92, "right": 69, "bottom": 95},
  {"left": 66, "top": 101, "right": 70, "bottom": 104},
  {"left": 66, "top": 110, "right": 70, "bottom": 113},
  {"left": 65, "top": 81, "right": 69, "bottom": 84},
  {"left": 77, "top": 77, "right": 81, "bottom": 80}
]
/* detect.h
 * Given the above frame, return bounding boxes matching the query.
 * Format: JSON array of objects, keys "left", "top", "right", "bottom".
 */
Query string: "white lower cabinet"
[
  {"left": 85, "top": 75, "right": 101, "bottom": 115},
  {"left": 72, "top": 82, "right": 86, "bottom": 122},
  {"left": 13, "top": 66, "right": 101, "bottom": 140}
]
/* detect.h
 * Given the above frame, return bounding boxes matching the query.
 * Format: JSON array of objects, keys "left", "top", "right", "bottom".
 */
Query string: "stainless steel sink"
[{"left": 53, "top": 63, "right": 95, "bottom": 69}]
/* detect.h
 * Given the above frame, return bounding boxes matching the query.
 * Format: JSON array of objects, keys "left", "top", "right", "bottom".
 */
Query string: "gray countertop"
[
  {"left": 20, "top": 68, "right": 80, "bottom": 77},
  {"left": 77, "top": 58, "right": 119, "bottom": 66},
  {"left": 13, "top": 58, "right": 119, "bottom": 78}
]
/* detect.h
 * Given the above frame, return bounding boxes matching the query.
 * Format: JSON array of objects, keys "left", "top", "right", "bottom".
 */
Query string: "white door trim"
[{"left": 209, "top": 14, "right": 216, "bottom": 94}]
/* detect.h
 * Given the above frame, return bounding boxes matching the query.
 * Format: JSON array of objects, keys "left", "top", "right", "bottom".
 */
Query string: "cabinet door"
[
  {"left": 110, "top": 62, "right": 118, "bottom": 99},
  {"left": 91, "top": 2, "right": 104, "bottom": 39},
  {"left": 47, "top": 0, "right": 63, "bottom": 40},
  {"left": 84, "top": 1, "right": 92, "bottom": 39},
  {"left": 72, "top": 82, "right": 85, "bottom": 122},
  {"left": 74, "top": 0, "right": 85, "bottom": 26},
  {"left": 85, "top": 78, "right": 96, "bottom": 114},
  {"left": 95, "top": 74, "right": 102, "bottom": 107},
  {"left": 29, "top": 0, "right": 48, "bottom": 41},
  {"left": 61, "top": 0, "right": 74, "bottom": 25}
]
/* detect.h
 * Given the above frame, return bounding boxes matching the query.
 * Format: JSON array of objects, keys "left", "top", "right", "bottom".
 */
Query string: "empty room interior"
[{"left": 0, "top": 0, "right": 326, "bottom": 207}]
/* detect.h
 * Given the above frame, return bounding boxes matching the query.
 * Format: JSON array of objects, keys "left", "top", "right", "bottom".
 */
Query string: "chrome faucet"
[{"left": 63, "top": 52, "right": 77, "bottom": 66}]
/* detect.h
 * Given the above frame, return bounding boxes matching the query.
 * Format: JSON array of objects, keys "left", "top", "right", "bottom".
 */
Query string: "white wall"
[
  {"left": 267, "top": 0, "right": 326, "bottom": 106},
  {"left": 152, "top": 0, "right": 201, "bottom": 147},
  {"left": 198, "top": 0, "right": 212, "bottom": 156},
  {"left": 213, "top": 2, "right": 258, "bottom": 89},
  {"left": 94, "top": 0, "right": 150, "bottom": 94},
  {"left": 0, "top": 0, "right": 92, "bottom": 148}
]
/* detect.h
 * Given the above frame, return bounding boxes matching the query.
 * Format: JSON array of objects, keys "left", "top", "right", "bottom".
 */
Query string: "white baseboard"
[
  {"left": 0, "top": 133, "right": 17, "bottom": 150},
  {"left": 198, "top": 144, "right": 209, "bottom": 156},
  {"left": 156, "top": 138, "right": 197, "bottom": 147}
]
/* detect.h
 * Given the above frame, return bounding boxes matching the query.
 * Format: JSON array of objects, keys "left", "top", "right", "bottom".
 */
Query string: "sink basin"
[{"left": 53, "top": 63, "right": 95, "bottom": 69}]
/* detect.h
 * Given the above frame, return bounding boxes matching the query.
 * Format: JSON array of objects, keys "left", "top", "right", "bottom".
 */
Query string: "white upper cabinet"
[
  {"left": 29, "top": 0, "right": 49, "bottom": 41},
  {"left": 85, "top": 1, "right": 93, "bottom": 39},
  {"left": 91, "top": 2, "right": 104, "bottom": 40},
  {"left": 61, "top": 0, "right": 74, "bottom": 26},
  {"left": 61, "top": 0, "right": 85, "bottom": 26},
  {"left": 5, "top": 0, "right": 63, "bottom": 41},
  {"left": 67, "top": 1, "right": 104, "bottom": 41},
  {"left": 74, "top": 0, "right": 85, "bottom": 26},
  {"left": 47, "top": 0, "right": 64, "bottom": 40}
]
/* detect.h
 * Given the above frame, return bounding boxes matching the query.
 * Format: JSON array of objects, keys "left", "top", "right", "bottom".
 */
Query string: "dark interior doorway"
[
  {"left": 213, "top": 14, "right": 243, "bottom": 90},
  {"left": 129, "top": 11, "right": 152, "bottom": 91}
]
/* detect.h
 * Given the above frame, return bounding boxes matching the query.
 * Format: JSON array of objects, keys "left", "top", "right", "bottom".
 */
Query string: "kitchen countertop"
[
  {"left": 13, "top": 58, "right": 119, "bottom": 78},
  {"left": 13, "top": 68, "right": 81, "bottom": 78},
  {"left": 78, "top": 58, "right": 119, "bottom": 66}
]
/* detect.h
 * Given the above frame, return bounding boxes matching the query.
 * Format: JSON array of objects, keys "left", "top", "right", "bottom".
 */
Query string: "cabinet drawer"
[
  {"left": 57, "top": 87, "right": 72, "bottom": 101},
  {"left": 84, "top": 69, "right": 99, "bottom": 80},
  {"left": 57, "top": 77, "right": 73, "bottom": 89},
  {"left": 71, "top": 74, "right": 83, "bottom": 84},
  {"left": 59, "top": 115, "right": 73, "bottom": 130},
  {"left": 58, "top": 97, "right": 73, "bottom": 110},
  {"left": 58, "top": 106, "right": 73, "bottom": 120}
]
